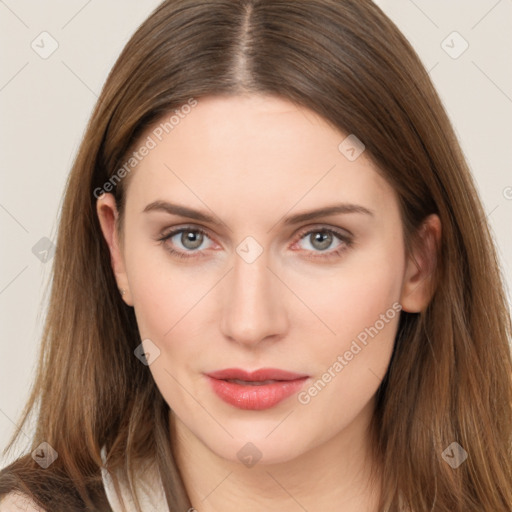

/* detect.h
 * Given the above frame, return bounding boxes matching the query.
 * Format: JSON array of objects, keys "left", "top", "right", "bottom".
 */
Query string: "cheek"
[
  {"left": 289, "top": 238, "right": 405, "bottom": 346},
  {"left": 295, "top": 291, "right": 400, "bottom": 440},
  {"left": 290, "top": 242, "right": 405, "bottom": 414},
  {"left": 125, "top": 237, "right": 211, "bottom": 340},
  {"left": 125, "top": 246, "right": 209, "bottom": 410}
]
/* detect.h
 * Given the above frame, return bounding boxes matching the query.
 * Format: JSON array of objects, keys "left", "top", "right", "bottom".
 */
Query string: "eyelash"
[{"left": 156, "top": 225, "right": 353, "bottom": 261}]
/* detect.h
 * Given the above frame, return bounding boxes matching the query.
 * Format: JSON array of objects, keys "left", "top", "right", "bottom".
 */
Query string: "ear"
[
  {"left": 96, "top": 193, "right": 133, "bottom": 306},
  {"left": 399, "top": 213, "right": 442, "bottom": 313}
]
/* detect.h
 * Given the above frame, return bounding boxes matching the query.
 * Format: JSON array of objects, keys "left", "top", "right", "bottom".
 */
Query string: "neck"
[{"left": 170, "top": 398, "right": 382, "bottom": 512}]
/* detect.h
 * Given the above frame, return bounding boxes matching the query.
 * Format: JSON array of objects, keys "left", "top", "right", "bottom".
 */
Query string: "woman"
[{"left": 1, "top": 0, "right": 511, "bottom": 511}]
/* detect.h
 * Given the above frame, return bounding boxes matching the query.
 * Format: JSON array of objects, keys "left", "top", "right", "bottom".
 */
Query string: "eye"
[
  {"left": 292, "top": 226, "right": 353, "bottom": 260},
  {"left": 156, "top": 226, "right": 214, "bottom": 259},
  {"left": 156, "top": 225, "right": 353, "bottom": 261}
]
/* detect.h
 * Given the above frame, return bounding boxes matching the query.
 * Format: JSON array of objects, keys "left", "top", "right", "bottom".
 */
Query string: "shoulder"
[{"left": 0, "top": 491, "right": 46, "bottom": 511}]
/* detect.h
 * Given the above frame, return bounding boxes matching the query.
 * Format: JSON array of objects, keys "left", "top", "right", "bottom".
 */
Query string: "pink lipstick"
[{"left": 206, "top": 368, "right": 309, "bottom": 410}]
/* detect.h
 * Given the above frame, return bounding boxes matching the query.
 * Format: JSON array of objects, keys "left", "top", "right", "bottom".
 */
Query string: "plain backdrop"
[{"left": 1, "top": 0, "right": 511, "bottom": 467}]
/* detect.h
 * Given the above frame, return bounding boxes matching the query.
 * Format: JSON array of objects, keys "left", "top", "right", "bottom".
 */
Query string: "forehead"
[{"left": 124, "top": 94, "right": 396, "bottom": 218}]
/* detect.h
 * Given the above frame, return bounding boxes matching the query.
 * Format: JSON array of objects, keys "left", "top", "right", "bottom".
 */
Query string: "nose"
[{"left": 220, "top": 247, "right": 289, "bottom": 348}]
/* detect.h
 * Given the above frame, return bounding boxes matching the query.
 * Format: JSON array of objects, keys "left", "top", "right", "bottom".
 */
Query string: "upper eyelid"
[{"left": 295, "top": 224, "right": 353, "bottom": 239}]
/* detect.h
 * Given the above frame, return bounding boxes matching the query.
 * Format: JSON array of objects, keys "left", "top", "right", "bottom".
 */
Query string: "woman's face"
[{"left": 98, "top": 94, "right": 428, "bottom": 465}]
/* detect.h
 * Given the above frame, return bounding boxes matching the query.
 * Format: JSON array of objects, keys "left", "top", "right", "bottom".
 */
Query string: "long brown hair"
[{"left": 1, "top": 1, "right": 511, "bottom": 510}]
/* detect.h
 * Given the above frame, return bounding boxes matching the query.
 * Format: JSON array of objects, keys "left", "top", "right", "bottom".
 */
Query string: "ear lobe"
[
  {"left": 96, "top": 193, "right": 133, "bottom": 306},
  {"left": 399, "top": 214, "right": 442, "bottom": 313}
]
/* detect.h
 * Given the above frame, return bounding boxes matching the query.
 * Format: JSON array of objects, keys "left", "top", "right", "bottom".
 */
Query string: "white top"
[{"left": 100, "top": 446, "right": 169, "bottom": 512}]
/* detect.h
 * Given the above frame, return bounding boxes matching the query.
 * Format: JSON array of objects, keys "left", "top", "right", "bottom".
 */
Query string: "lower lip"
[{"left": 207, "top": 376, "right": 308, "bottom": 410}]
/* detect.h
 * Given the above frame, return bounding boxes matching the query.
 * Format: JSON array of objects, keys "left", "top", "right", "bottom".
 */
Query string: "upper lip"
[{"left": 206, "top": 368, "right": 309, "bottom": 381}]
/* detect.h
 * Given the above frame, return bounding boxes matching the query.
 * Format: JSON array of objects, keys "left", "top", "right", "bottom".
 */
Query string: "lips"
[{"left": 206, "top": 368, "right": 309, "bottom": 410}]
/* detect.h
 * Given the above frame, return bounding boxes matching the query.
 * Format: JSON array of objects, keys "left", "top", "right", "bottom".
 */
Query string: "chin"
[{"left": 200, "top": 422, "right": 311, "bottom": 467}]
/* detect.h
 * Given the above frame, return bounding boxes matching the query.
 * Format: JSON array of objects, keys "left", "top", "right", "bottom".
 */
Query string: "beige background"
[{"left": 1, "top": 0, "right": 511, "bottom": 466}]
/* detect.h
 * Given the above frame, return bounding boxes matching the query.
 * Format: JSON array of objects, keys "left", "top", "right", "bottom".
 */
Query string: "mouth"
[
  {"left": 205, "top": 368, "right": 309, "bottom": 410},
  {"left": 224, "top": 378, "right": 280, "bottom": 386}
]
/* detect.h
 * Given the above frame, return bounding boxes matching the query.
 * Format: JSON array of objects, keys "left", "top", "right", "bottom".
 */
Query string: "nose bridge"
[{"left": 220, "top": 241, "right": 287, "bottom": 345}]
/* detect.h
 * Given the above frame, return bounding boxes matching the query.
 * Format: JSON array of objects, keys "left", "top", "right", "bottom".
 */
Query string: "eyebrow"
[{"left": 142, "top": 200, "right": 374, "bottom": 226}]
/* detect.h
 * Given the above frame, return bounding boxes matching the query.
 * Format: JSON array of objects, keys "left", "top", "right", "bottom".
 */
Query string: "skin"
[{"left": 97, "top": 94, "right": 441, "bottom": 512}]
